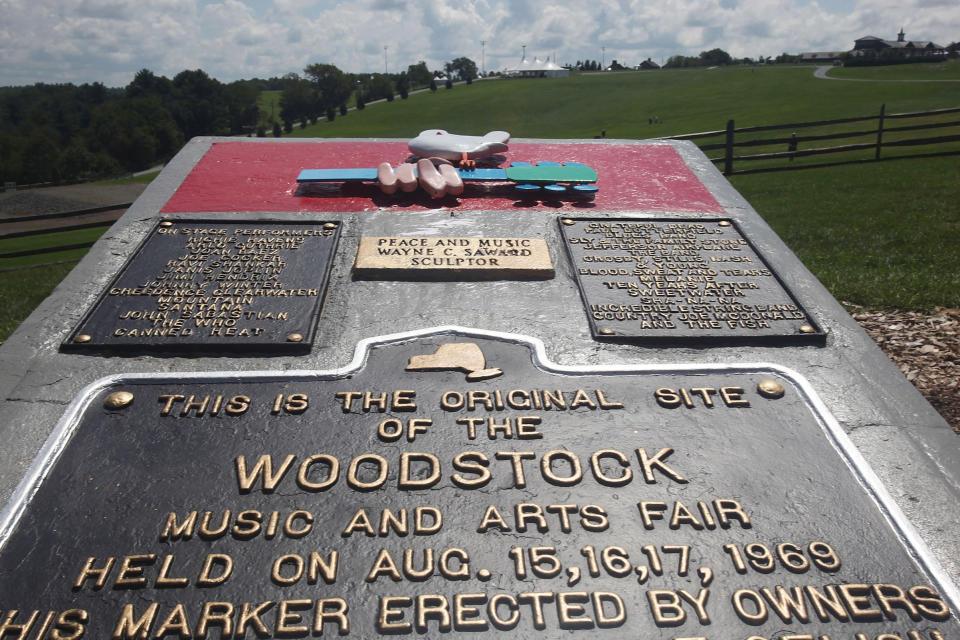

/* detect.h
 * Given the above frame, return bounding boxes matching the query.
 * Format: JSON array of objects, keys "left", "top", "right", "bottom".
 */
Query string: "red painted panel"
[{"left": 160, "top": 141, "right": 723, "bottom": 214}]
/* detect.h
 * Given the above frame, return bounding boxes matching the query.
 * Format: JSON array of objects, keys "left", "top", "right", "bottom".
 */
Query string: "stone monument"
[{"left": 0, "top": 137, "right": 956, "bottom": 639}]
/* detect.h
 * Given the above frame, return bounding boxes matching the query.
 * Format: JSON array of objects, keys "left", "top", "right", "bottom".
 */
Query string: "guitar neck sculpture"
[{"left": 297, "top": 161, "right": 599, "bottom": 196}]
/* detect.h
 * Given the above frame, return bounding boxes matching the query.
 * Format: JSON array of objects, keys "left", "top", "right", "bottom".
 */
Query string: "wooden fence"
[
  {"left": 0, "top": 203, "right": 128, "bottom": 262},
  {"left": 669, "top": 105, "right": 960, "bottom": 175}
]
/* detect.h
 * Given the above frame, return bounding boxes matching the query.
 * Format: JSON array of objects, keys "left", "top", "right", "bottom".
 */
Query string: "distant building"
[
  {"left": 800, "top": 29, "right": 945, "bottom": 63},
  {"left": 638, "top": 58, "right": 661, "bottom": 70},
  {"left": 851, "top": 29, "right": 944, "bottom": 56}
]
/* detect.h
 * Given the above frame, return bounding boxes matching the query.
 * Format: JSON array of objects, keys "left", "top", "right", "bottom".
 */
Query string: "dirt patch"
[{"left": 848, "top": 306, "right": 960, "bottom": 435}]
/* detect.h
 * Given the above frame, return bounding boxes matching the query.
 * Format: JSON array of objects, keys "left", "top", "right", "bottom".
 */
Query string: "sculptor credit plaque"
[
  {"left": 560, "top": 218, "right": 825, "bottom": 344},
  {"left": 1, "top": 331, "right": 955, "bottom": 639},
  {"left": 63, "top": 219, "right": 340, "bottom": 354},
  {"left": 354, "top": 236, "right": 554, "bottom": 280}
]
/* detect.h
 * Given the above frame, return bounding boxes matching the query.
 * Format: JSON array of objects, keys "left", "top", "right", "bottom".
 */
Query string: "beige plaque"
[{"left": 353, "top": 236, "right": 555, "bottom": 280}]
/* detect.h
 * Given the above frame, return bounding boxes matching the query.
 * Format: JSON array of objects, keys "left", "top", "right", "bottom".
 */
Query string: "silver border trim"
[{"left": 1, "top": 324, "right": 957, "bottom": 618}]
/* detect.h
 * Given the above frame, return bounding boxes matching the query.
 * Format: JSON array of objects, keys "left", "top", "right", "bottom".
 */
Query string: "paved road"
[{"left": 813, "top": 65, "right": 960, "bottom": 82}]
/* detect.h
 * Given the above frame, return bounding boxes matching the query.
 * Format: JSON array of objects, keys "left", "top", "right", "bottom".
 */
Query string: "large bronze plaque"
[
  {"left": 63, "top": 220, "right": 340, "bottom": 354},
  {"left": 2, "top": 330, "right": 956, "bottom": 639},
  {"left": 560, "top": 217, "right": 825, "bottom": 345},
  {"left": 354, "top": 237, "right": 554, "bottom": 280}
]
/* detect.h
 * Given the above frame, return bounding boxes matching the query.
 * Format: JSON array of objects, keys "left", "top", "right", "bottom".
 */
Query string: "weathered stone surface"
[{"left": 0, "top": 138, "right": 957, "bottom": 638}]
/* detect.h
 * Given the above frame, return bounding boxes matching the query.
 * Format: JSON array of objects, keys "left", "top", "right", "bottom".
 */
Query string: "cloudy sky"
[{"left": 1, "top": 0, "right": 957, "bottom": 87}]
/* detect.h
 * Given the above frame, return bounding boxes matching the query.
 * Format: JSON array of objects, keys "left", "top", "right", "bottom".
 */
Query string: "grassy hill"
[{"left": 288, "top": 62, "right": 960, "bottom": 140}]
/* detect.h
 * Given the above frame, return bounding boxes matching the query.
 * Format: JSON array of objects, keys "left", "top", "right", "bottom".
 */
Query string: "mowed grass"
[
  {"left": 825, "top": 58, "right": 960, "bottom": 81},
  {"left": 91, "top": 170, "right": 161, "bottom": 186},
  {"left": 258, "top": 90, "right": 281, "bottom": 127},
  {"left": 0, "top": 227, "right": 108, "bottom": 268},
  {"left": 0, "top": 261, "right": 78, "bottom": 340},
  {"left": 289, "top": 65, "right": 960, "bottom": 140},
  {"left": 731, "top": 157, "right": 960, "bottom": 310}
]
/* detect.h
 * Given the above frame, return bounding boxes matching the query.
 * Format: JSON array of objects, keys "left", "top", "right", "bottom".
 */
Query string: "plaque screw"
[
  {"left": 104, "top": 391, "right": 134, "bottom": 409},
  {"left": 477, "top": 569, "right": 492, "bottom": 581},
  {"left": 287, "top": 333, "right": 304, "bottom": 342},
  {"left": 598, "top": 328, "right": 614, "bottom": 335},
  {"left": 159, "top": 221, "right": 173, "bottom": 227},
  {"left": 757, "top": 380, "right": 785, "bottom": 399},
  {"left": 799, "top": 324, "right": 816, "bottom": 334},
  {"left": 323, "top": 222, "right": 337, "bottom": 229},
  {"left": 718, "top": 220, "right": 731, "bottom": 227},
  {"left": 561, "top": 218, "right": 575, "bottom": 226},
  {"left": 73, "top": 334, "right": 92, "bottom": 343}
]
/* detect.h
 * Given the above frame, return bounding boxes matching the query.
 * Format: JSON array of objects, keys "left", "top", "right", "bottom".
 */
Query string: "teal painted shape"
[
  {"left": 504, "top": 163, "right": 598, "bottom": 184},
  {"left": 457, "top": 168, "right": 508, "bottom": 181},
  {"left": 536, "top": 161, "right": 560, "bottom": 166},
  {"left": 544, "top": 184, "right": 567, "bottom": 192},
  {"left": 509, "top": 161, "right": 532, "bottom": 167},
  {"left": 515, "top": 184, "right": 541, "bottom": 191},
  {"left": 297, "top": 169, "right": 378, "bottom": 182}
]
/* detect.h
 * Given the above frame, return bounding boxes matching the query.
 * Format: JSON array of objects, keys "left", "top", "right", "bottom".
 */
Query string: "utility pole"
[
  {"left": 383, "top": 45, "right": 388, "bottom": 74},
  {"left": 481, "top": 40, "right": 486, "bottom": 75},
  {"left": 601, "top": 46, "right": 606, "bottom": 70},
  {"left": 521, "top": 44, "right": 526, "bottom": 61}
]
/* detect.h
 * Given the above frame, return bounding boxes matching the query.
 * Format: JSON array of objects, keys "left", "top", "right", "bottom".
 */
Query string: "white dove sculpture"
[{"left": 408, "top": 129, "right": 510, "bottom": 168}]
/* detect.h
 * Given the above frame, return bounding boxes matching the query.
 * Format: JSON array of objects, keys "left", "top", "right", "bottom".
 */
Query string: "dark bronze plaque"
[
  {"left": 63, "top": 220, "right": 340, "bottom": 354},
  {"left": 560, "top": 217, "right": 825, "bottom": 345},
  {"left": 2, "top": 330, "right": 956, "bottom": 639}
]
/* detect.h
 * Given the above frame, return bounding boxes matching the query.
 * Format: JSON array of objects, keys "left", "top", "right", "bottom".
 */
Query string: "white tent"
[{"left": 504, "top": 57, "right": 569, "bottom": 78}]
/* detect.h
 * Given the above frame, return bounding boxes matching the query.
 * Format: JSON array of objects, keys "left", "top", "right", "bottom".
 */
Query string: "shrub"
[
  {"left": 326, "top": 107, "right": 335, "bottom": 121},
  {"left": 445, "top": 78, "right": 453, "bottom": 89},
  {"left": 430, "top": 79, "right": 437, "bottom": 92},
  {"left": 273, "top": 122, "right": 282, "bottom": 137},
  {"left": 339, "top": 104, "right": 347, "bottom": 116}
]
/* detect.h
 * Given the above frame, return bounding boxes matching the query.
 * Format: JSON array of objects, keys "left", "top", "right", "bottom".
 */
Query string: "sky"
[{"left": 1, "top": 0, "right": 957, "bottom": 87}]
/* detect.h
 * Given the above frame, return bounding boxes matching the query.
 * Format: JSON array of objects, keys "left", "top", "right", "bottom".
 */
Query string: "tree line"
[
  {"left": 0, "top": 58, "right": 480, "bottom": 185},
  {"left": 0, "top": 69, "right": 263, "bottom": 185}
]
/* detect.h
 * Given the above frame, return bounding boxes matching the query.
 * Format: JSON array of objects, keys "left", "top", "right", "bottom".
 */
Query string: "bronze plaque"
[
  {"left": 354, "top": 236, "right": 554, "bottom": 280},
  {"left": 2, "top": 330, "right": 956, "bottom": 639},
  {"left": 63, "top": 220, "right": 340, "bottom": 354},
  {"left": 560, "top": 218, "right": 825, "bottom": 345}
]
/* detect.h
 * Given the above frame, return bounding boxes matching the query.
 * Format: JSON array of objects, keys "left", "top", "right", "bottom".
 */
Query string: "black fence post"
[
  {"left": 875, "top": 103, "right": 886, "bottom": 160},
  {"left": 724, "top": 119, "right": 735, "bottom": 175}
]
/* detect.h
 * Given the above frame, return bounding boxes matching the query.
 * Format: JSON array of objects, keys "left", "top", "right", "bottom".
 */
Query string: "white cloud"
[{"left": 0, "top": 0, "right": 957, "bottom": 86}]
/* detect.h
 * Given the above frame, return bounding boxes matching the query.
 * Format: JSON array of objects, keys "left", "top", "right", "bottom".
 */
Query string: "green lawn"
[
  {"left": 258, "top": 89, "right": 281, "bottom": 128},
  {"left": 0, "top": 227, "right": 108, "bottom": 268},
  {"left": 825, "top": 58, "right": 960, "bottom": 81},
  {"left": 288, "top": 66, "right": 960, "bottom": 140},
  {"left": 0, "top": 261, "right": 78, "bottom": 340},
  {"left": 731, "top": 156, "right": 960, "bottom": 310},
  {"left": 91, "top": 170, "right": 161, "bottom": 186}
]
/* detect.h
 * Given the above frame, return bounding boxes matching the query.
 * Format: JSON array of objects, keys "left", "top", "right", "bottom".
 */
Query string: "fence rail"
[
  {"left": 668, "top": 105, "right": 960, "bottom": 175},
  {"left": 0, "top": 203, "right": 128, "bottom": 261}
]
